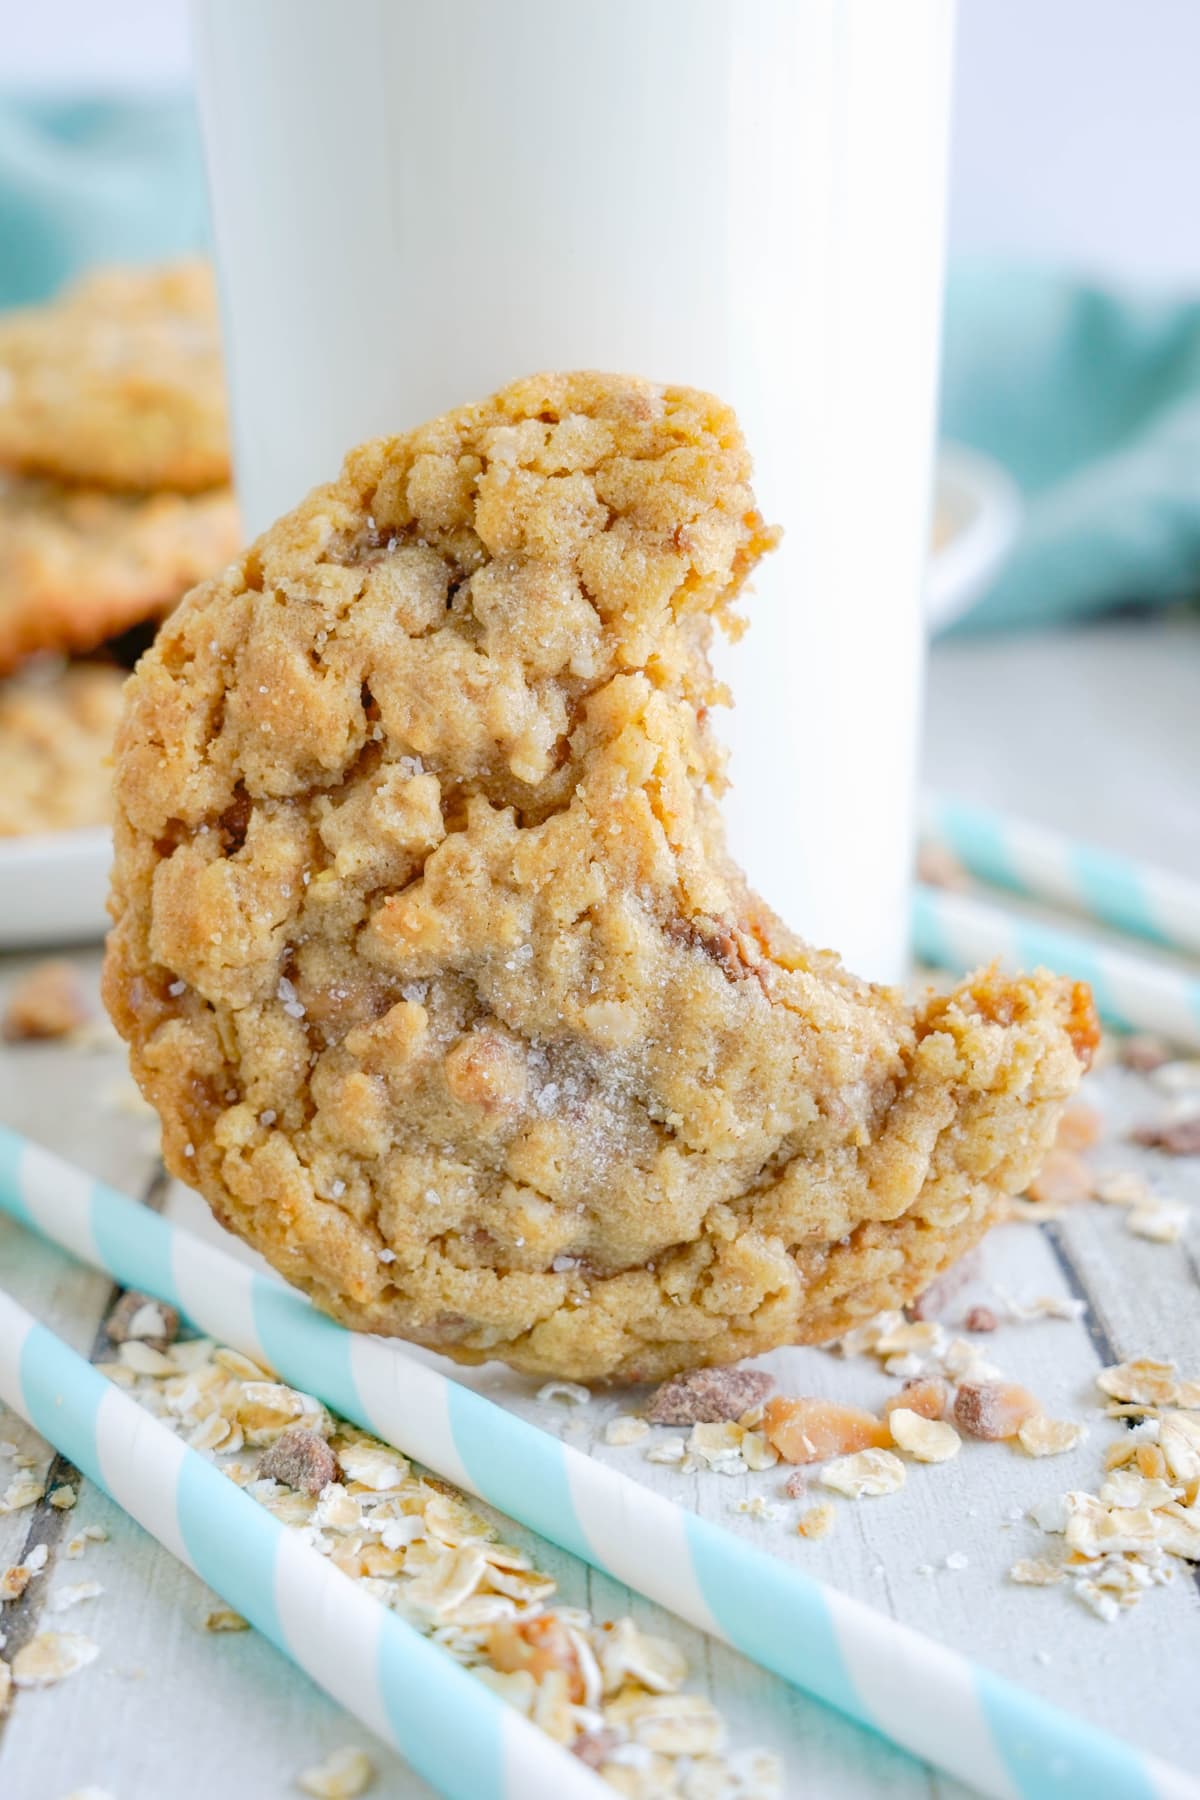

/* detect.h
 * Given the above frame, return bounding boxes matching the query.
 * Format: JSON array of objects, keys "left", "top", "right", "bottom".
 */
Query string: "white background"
[{"left": 5, "top": 0, "right": 1200, "bottom": 286}]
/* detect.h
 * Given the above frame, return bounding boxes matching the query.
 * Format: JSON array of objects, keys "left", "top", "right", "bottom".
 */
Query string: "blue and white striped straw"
[
  {"left": 0, "top": 1281, "right": 601, "bottom": 1800},
  {"left": 1, "top": 1125, "right": 1194, "bottom": 1800},
  {"left": 913, "top": 881, "right": 1200, "bottom": 1049},
  {"left": 921, "top": 794, "right": 1200, "bottom": 961}
]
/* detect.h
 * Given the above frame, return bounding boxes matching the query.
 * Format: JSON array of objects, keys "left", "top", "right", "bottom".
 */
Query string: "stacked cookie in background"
[{"left": 0, "top": 262, "right": 239, "bottom": 837}]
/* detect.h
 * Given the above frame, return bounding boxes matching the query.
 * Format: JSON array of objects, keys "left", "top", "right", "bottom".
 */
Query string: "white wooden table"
[{"left": 1, "top": 615, "right": 1197, "bottom": 1800}]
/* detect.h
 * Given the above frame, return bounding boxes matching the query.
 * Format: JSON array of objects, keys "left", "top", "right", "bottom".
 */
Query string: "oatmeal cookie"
[
  {"left": 104, "top": 372, "right": 1097, "bottom": 1382},
  {"left": 0, "top": 475, "right": 239, "bottom": 674},
  {"left": 0, "top": 662, "right": 126, "bottom": 836},
  {"left": 0, "top": 261, "right": 229, "bottom": 493}
]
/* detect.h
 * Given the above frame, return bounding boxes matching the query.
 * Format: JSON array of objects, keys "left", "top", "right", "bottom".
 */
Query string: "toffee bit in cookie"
[
  {"left": 105, "top": 1289, "right": 180, "bottom": 1350},
  {"left": 2, "top": 959, "right": 91, "bottom": 1041},
  {"left": 764, "top": 1396, "right": 888, "bottom": 1465},
  {"left": 1131, "top": 1115, "right": 1200, "bottom": 1155},
  {"left": 953, "top": 1379, "right": 1040, "bottom": 1441},
  {"left": 259, "top": 1425, "right": 341, "bottom": 1495},
  {"left": 645, "top": 1367, "right": 773, "bottom": 1426},
  {"left": 102, "top": 371, "right": 1097, "bottom": 1382}
]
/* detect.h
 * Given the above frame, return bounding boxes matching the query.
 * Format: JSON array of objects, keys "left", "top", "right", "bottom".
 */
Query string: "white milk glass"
[{"left": 192, "top": 0, "right": 954, "bottom": 982}]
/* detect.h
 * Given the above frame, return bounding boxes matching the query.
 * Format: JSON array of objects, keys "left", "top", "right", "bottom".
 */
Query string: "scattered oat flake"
[
  {"left": 1017, "top": 1416, "right": 1087, "bottom": 1457},
  {"left": 740, "top": 1429, "right": 778, "bottom": 1472},
  {"left": 1, "top": 1562, "right": 35, "bottom": 1600},
  {"left": 204, "top": 1606, "right": 250, "bottom": 1632},
  {"left": 1010, "top": 1557, "right": 1065, "bottom": 1586},
  {"left": 1127, "top": 1201, "right": 1187, "bottom": 1243},
  {"left": 1097, "top": 1359, "right": 1179, "bottom": 1406},
  {"left": 48, "top": 1484, "right": 77, "bottom": 1510},
  {"left": 944, "top": 1550, "right": 969, "bottom": 1571},
  {"left": 535, "top": 1381, "right": 591, "bottom": 1407},
  {"left": 644, "top": 1436, "right": 686, "bottom": 1466},
  {"left": 1, "top": 1474, "right": 43, "bottom": 1512},
  {"left": 46, "top": 1580, "right": 103, "bottom": 1614},
  {"left": 605, "top": 1415, "right": 649, "bottom": 1447},
  {"left": 12, "top": 1631, "right": 98, "bottom": 1687},
  {"left": 820, "top": 1449, "right": 906, "bottom": 1498},
  {"left": 888, "top": 1409, "right": 960, "bottom": 1463},
  {"left": 296, "top": 1745, "right": 375, "bottom": 1798},
  {"left": 64, "top": 1525, "right": 107, "bottom": 1559},
  {"left": 796, "top": 1502, "right": 837, "bottom": 1539},
  {"left": 117, "top": 1339, "right": 176, "bottom": 1377},
  {"left": 1094, "top": 1170, "right": 1150, "bottom": 1207},
  {"left": 106, "top": 1289, "right": 180, "bottom": 1348}
]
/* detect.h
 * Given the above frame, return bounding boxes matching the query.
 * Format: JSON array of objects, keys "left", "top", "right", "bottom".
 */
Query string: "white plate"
[
  {"left": 0, "top": 447, "right": 1021, "bottom": 952},
  {"left": 927, "top": 444, "right": 1022, "bottom": 632},
  {"left": 0, "top": 826, "right": 112, "bottom": 949}
]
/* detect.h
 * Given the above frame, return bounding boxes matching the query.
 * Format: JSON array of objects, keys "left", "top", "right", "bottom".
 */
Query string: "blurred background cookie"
[
  {"left": 0, "top": 475, "right": 238, "bottom": 672},
  {"left": 0, "top": 659, "right": 127, "bottom": 835},
  {"left": 0, "top": 257, "right": 239, "bottom": 841},
  {"left": 0, "top": 259, "right": 229, "bottom": 492}
]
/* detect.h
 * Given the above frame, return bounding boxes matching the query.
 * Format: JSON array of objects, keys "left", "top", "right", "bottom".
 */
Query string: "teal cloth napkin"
[
  {"left": 941, "top": 265, "right": 1200, "bottom": 632},
  {"left": 2, "top": 97, "right": 1199, "bottom": 635},
  {"left": 0, "top": 96, "right": 208, "bottom": 309}
]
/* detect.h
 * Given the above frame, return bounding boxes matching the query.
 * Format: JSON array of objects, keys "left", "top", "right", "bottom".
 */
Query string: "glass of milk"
[{"left": 191, "top": 0, "right": 955, "bottom": 983}]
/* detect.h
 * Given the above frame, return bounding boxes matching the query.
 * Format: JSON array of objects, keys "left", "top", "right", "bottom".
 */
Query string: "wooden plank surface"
[{"left": 0, "top": 620, "right": 1196, "bottom": 1798}]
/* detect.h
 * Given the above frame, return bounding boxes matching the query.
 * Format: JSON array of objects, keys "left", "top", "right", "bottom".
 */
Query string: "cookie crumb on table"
[
  {"left": 2, "top": 959, "right": 90, "bottom": 1040},
  {"left": 296, "top": 1745, "right": 375, "bottom": 1799}
]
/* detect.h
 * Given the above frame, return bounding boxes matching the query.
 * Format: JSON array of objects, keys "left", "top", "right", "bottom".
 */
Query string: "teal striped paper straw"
[
  {"left": 2, "top": 1126, "right": 1195, "bottom": 1800},
  {"left": 913, "top": 882, "right": 1200, "bottom": 1049},
  {"left": 0, "top": 1284, "right": 602, "bottom": 1800},
  {"left": 921, "top": 793, "right": 1200, "bottom": 960}
]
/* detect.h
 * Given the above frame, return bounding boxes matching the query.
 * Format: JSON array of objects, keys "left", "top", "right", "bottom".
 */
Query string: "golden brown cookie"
[
  {"left": 0, "top": 661, "right": 126, "bottom": 836},
  {"left": 0, "top": 261, "right": 229, "bottom": 493},
  {"left": 103, "top": 373, "right": 1096, "bottom": 1382},
  {"left": 0, "top": 475, "right": 240, "bottom": 674}
]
